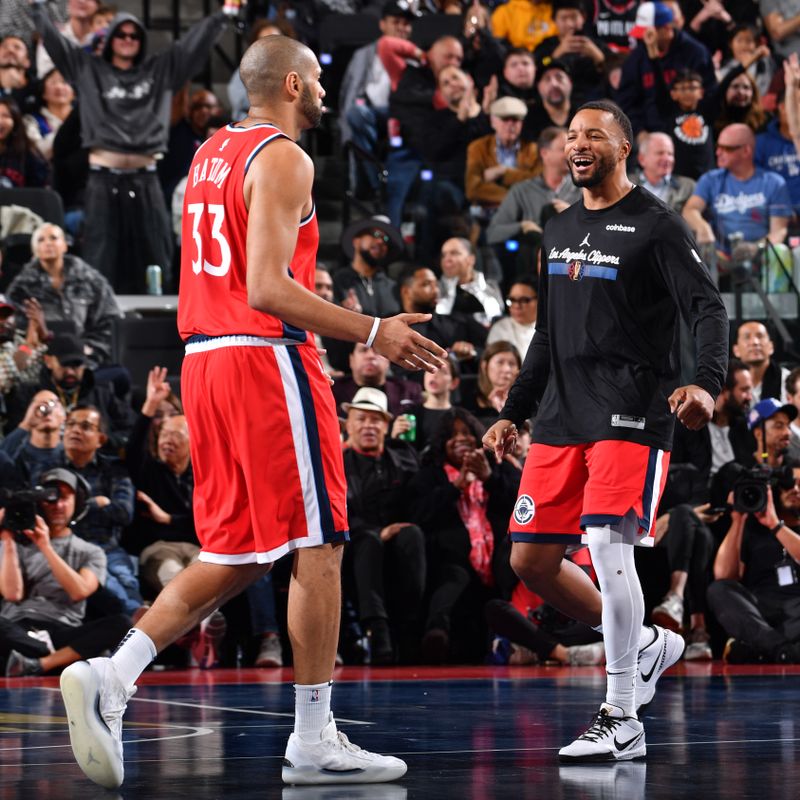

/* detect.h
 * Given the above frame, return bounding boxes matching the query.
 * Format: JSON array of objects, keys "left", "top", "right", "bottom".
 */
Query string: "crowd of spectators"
[{"left": 2, "top": 0, "right": 800, "bottom": 674}]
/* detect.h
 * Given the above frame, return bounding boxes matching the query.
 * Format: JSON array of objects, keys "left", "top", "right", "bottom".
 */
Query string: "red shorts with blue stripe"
[
  {"left": 181, "top": 337, "right": 348, "bottom": 565},
  {"left": 509, "top": 440, "right": 670, "bottom": 547}
]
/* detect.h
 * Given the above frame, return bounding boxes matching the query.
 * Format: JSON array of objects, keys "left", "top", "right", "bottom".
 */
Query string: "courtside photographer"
[
  {"left": 707, "top": 398, "right": 800, "bottom": 663},
  {"left": 0, "top": 467, "right": 128, "bottom": 676}
]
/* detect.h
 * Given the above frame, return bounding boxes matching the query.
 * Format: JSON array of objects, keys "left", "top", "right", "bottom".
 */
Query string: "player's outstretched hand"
[
  {"left": 482, "top": 418, "right": 518, "bottom": 463},
  {"left": 668, "top": 384, "right": 714, "bottom": 430},
  {"left": 373, "top": 314, "right": 447, "bottom": 373}
]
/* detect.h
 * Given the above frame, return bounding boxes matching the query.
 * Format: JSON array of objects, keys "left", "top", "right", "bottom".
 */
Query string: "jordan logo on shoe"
[{"left": 614, "top": 731, "right": 643, "bottom": 751}]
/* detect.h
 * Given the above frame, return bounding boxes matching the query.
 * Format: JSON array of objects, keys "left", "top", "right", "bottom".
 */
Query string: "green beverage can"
[{"left": 399, "top": 413, "right": 416, "bottom": 442}]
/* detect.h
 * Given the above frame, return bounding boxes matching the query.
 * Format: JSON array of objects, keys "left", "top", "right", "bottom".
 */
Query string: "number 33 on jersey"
[{"left": 178, "top": 123, "right": 320, "bottom": 343}]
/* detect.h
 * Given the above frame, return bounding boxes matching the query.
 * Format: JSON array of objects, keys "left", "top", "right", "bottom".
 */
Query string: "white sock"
[
  {"left": 586, "top": 514, "right": 644, "bottom": 718},
  {"left": 110, "top": 628, "right": 157, "bottom": 690},
  {"left": 295, "top": 681, "right": 332, "bottom": 741}
]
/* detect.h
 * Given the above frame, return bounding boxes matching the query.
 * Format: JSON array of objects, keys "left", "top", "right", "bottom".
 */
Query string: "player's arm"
[
  {"left": 245, "top": 140, "right": 446, "bottom": 371},
  {"left": 654, "top": 216, "right": 728, "bottom": 429}
]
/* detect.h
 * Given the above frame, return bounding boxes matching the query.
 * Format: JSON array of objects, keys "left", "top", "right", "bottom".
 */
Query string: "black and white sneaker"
[
  {"left": 559, "top": 703, "right": 646, "bottom": 762},
  {"left": 636, "top": 625, "right": 685, "bottom": 710}
]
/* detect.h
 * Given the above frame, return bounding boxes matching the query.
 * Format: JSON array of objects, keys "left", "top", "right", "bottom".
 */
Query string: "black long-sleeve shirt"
[{"left": 500, "top": 186, "right": 729, "bottom": 451}]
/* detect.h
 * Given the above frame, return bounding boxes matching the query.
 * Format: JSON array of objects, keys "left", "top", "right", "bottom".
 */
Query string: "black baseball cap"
[
  {"left": 381, "top": 0, "right": 418, "bottom": 19},
  {"left": 536, "top": 57, "right": 571, "bottom": 83},
  {"left": 47, "top": 334, "right": 87, "bottom": 367}
]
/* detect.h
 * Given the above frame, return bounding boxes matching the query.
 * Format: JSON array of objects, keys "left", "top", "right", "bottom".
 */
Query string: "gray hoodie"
[{"left": 30, "top": 4, "right": 228, "bottom": 155}]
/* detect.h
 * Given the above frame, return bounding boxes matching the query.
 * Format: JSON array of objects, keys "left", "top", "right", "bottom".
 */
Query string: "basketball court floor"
[{"left": 1, "top": 662, "right": 798, "bottom": 799}]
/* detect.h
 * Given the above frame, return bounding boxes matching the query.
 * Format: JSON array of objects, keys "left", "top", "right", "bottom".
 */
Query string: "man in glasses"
[
  {"left": 487, "top": 279, "right": 538, "bottom": 357},
  {"left": 683, "top": 122, "right": 791, "bottom": 287},
  {"left": 61, "top": 404, "right": 141, "bottom": 618},
  {"left": 334, "top": 214, "right": 404, "bottom": 317},
  {"left": 29, "top": 0, "right": 244, "bottom": 293}
]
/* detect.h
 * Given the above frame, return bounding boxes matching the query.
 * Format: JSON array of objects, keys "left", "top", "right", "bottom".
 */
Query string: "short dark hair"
[
  {"left": 69, "top": 403, "right": 108, "bottom": 434},
  {"left": 538, "top": 125, "right": 567, "bottom": 151},
  {"left": 786, "top": 366, "right": 800, "bottom": 398},
  {"left": 504, "top": 47, "right": 534, "bottom": 67},
  {"left": 670, "top": 68, "right": 703, "bottom": 88},
  {"left": 724, "top": 358, "right": 750, "bottom": 392},
  {"left": 727, "top": 23, "right": 758, "bottom": 45},
  {"left": 574, "top": 100, "right": 633, "bottom": 144},
  {"left": 397, "top": 263, "right": 432, "bottom": 289},
  {"left": 508, "top": 278, "right": 538, "bottom": 296},
  {"left": 552, "top": 0, "right": 587, "bottom": 14}
]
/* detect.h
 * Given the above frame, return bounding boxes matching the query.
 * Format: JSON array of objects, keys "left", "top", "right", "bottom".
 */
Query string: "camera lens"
[
  {"left": 37, "top": 403, "right": 52, "bottom": 417},
  {"left": 736, "top": 483, "right": 767, "bottom": 514}
]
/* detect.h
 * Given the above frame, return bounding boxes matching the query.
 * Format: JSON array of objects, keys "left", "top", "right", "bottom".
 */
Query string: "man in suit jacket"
[
  {"left": 465, "top": 96, "right": 541, "bottom": 213},
  {"left": 630, "top": 131, "right": 695, "bottom": 213}
]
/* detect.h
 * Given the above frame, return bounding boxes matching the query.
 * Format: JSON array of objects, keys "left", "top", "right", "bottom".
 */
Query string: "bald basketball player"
[{"left": 59, "top": 34, "right": 447, "bottom": 790}]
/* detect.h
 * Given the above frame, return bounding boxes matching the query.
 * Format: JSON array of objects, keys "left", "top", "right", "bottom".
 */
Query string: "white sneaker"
[
  {"left": 60, "top": 658, "right": 135, "bottom": 789},
  {"left": 566, "top": 642, "right": 606, "bottom": 666},
  {"left": 558, "top": 704, "right": 645, "bottom": 762},
  {"left": 636, "top": 625, "right": 685, "bottom": 710},
  {"left": 282, "top": 714, "right": 407, "bottom": 785}
]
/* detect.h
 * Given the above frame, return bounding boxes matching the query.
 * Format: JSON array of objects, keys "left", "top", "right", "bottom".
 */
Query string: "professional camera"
[
  {"left": 731, "top": 464, "right": 796, "bottom": 514},
  {"left": 0, "top": 485, "right": 59, "bottom": 538}
]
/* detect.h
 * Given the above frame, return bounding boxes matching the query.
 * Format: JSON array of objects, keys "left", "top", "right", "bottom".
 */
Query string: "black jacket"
[{"left": 343, "top": 441, "right": 420, "bottom": 533}]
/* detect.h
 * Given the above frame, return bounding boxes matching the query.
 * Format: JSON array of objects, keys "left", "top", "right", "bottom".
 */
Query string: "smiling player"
[{"left": 483, "top": 100, "right": 729, "bottom": 762}]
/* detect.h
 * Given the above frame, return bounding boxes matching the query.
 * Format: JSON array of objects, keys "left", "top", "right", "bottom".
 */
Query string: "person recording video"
[
  {"left": 0, "top": 468, "right": 129, "bottom": 676},
  {"left": 707, "top": 398, "right": 800, "bottom": 664}
]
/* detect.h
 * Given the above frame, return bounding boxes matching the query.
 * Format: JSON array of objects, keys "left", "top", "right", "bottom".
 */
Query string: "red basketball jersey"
[{"left": 177, "top": 123, "right": 318, "bottom": 342}]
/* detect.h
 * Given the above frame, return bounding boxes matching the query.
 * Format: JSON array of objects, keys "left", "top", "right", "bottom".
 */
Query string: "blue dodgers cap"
[
  {"left": 630, "top": 2, "right": 674, "bottom": 38},
  {"left": 747, "top": 398, "right": 798, "bottom": 430}
]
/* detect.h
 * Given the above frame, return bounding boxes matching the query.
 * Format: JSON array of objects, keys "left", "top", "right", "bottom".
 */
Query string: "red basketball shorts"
[
  {"left": 509, "top": 440, "right": 670, "bottom": 547},
  {"left": 181, "top": 337, "right": 348, "bottom": 564}
]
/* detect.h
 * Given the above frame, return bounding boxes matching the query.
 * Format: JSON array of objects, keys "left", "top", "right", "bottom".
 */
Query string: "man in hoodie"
[
  {"left": 614, "top": 1, "right": 716, "bottom": 137},
  {"left": 29, "top": 0, "right": 242, "bottom": 293}
]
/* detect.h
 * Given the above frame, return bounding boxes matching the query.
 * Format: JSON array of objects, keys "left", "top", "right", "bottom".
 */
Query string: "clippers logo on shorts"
[
  {"left": 568, "top": 260, "right": 584, "bottom": 281},
  {"left": 513, "top": 494, "right": 536, "bottom": 525}
]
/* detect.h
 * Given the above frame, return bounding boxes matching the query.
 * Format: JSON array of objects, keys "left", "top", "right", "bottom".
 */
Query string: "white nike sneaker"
[
  {"left": 636, "top": 625, "right": 685, "bottom": 710},
  {"left": 60, "top": 658, "right": 135, "bottom": 789},
  {"left": 282, "top": 714, "right": 407, "bottom": 785},
  {"left": 558, "top": 703, "right": 646, "bottom": 762}
]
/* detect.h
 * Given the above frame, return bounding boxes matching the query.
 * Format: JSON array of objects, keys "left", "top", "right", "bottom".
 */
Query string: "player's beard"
[
  {"left": 299, "top": 80, "right": 323, "bottom": 129},
  {"left": 569, "top": 150, "right": 617, "bottom": 188}
]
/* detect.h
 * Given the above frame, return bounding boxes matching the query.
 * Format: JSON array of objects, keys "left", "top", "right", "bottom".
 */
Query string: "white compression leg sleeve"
[{"left": 586, "top": 511, "right": 644, "bottom": 717}]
